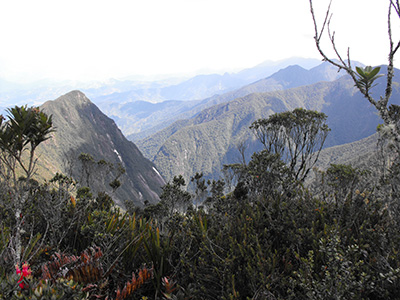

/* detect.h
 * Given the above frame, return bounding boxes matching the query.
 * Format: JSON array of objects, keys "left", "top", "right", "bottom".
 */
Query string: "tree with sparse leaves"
[
  {"left": 250, "top": 108, "right": 330, "bottom": 181},
  {"left": 159, "top": 175, "right": 192, "bottom": 217}
]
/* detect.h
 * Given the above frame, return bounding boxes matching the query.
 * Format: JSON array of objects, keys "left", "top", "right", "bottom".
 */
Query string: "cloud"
[{"left": 0, "top": 0, "right": 394, "bottom": 82}]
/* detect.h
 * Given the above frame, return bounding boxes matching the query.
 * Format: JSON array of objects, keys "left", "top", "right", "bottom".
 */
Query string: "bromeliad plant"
[
  {"left": 1, "top": 245, "right": 154, "bottom": 299},
  {"left": 355, "top": 66, "right": 384, "bottom": 94},
  {"left": 15, "top": 262, "right": 32, "bottom": 289}
]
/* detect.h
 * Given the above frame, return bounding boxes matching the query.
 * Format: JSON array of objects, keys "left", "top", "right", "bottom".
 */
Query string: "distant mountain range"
[
  {"left": 36, "top": 91, "right": 165, "bottom": 207},
  {"left": 0, "top": 57, "right": 321, "bottom": 114},
  {"left": 2, "top": 57, "right": 392, "bottom": 205},
  {"left": 136, "top": 66, "right": 400, "bottom": 183},
  {"left": 100, "top": 60, "right": 348, "bottom": 140},
  {"left": 92, "top": 57, "right": 322, "bottom": 105}
]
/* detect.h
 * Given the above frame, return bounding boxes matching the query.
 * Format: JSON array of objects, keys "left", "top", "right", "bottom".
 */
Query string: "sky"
[{"left": 0, "top": 0, "right": 396, "bottom": 83}]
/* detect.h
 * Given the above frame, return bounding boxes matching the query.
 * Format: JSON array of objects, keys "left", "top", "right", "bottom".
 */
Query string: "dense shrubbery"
[{"left": 1, "top": 105, "right": 400, "bottom": 299}]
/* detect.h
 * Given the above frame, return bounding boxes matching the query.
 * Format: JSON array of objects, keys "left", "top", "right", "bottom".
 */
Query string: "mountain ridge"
[
  {"left": 125, "top": 61, "right": 348, "bottom": 141},
  {"left": 37, "top": 90, "right": 165, "bottom": 207},
  {"left": 137, "top": 68, "right": 400, "bottom": 183}
]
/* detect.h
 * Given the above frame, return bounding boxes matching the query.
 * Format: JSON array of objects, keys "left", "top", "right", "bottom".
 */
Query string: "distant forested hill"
[{"left": 137, "top": 67, "right": 400, "bottom": 183}]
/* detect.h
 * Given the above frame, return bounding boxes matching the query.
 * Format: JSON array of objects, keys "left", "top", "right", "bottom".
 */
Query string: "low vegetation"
[{"left": 1, "top": 99, "right": 400, "bottom": 299}]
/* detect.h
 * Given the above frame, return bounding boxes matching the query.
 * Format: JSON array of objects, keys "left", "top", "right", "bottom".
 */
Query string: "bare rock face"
[{"left": 38, "top": 90, "right": 165, "bottom": 207}]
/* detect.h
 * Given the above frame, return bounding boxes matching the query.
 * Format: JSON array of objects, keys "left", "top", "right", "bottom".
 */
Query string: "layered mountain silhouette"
[
  {"left": 123, "top": 61, "right": 348, "bottom": 141},
  {"left": 136, "top": 66, "right": 400, "bottom": 183},
  {"left": 5, "top": 59, "right": 393, "bottom": 199},
  {"left": 92, "top": 57, "right": 321, "bottom": 106},
  {"left": 91, "top": 59, "right": 324, "bottom": 139},
  {"left": 37, "top": 91, "right": 165, "bottom": 207}
]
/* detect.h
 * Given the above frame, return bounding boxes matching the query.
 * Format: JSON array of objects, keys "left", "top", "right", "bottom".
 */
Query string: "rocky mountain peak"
[
  {"left": 55, "top": 90, "right": 92, "bottom": 107},
  {"left": 38, "top": 90, "right": 165, "bottom": 207}
]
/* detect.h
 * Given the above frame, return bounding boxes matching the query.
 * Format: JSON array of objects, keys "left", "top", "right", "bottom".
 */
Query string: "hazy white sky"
[{"left": 0, "top": 0, "right": 396, "bottom": 83}]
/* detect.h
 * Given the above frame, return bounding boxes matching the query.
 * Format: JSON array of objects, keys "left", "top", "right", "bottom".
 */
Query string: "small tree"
[
  {"left": 0, "top": 106, "right": 54, "bottom": 183},
  {"left": 250, "top": 108, "right": 330, "bottom": 181},
  {"left": 313, "top": 163, "right": 370, "bottom": 206},
  {"left": 245, "top": 150, "right": 289, "bottom": 197},
  {"left": 190, "top": 172, "right": 207, "bottom": 208},
  {"left": 0, "top": 105, "right": 54, "bottom": 265},
  {"left": 159, "top": 175, "right": 192, "bottom": 217}
]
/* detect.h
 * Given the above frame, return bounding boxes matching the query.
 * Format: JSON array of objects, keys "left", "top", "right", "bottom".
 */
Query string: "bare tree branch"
[{"left": 309, "top": 0, "right": 400, "bottom": 128}]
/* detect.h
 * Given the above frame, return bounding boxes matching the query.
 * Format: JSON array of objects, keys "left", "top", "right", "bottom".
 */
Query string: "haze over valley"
[{"left": 1, "top": 57, "right": 396, "bottom": 201}]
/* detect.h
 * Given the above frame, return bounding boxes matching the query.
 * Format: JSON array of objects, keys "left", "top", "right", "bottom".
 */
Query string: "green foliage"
[
  {"left": 0, "top": 275, "right": 87, "bottom": 300},
  {"left": 0, "top": 224, "right": 10, "bottom": 257},
  {"left": 0, "top": 105, "right": 54, "bottom": 181},
  {"left": 314, "top": 163, "right": 371, "bottom": 206},
  {"left": 251, "top": 108, "right": 330, "bottom": 181},
  {"left": 355, "top": 66, "right": 384, "bottom": 94},
  {"left": 190, "top": 172, "right": 207, "bottom": 207},
  {"left": 109, "top": 179, "right": 121, "bottom": 191},
  {"left": 73, "top": 153, "right": 126, "bottom": 199},
  {"left": 326, "top": 164, "right": 360, "bottom": 184},
  {"left": 157, "top": 175, "right": 192, "bottom": 218},
  {"left": 3, "top": 103, "right": 400, "bottom": 299},
  {"left": 142, "top": 223, "right": 174, "bottom": 298},
  {"left": 245, "top": 150, "right": 290, "bottom": 196},
  {"left": 1, "top": 106, "right": 54, "bottom": 153}
]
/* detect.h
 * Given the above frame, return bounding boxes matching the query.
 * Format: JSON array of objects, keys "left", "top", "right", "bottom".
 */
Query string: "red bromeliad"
[{"left": 15, "top": 262, "right": 32, "bottom": 289}]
